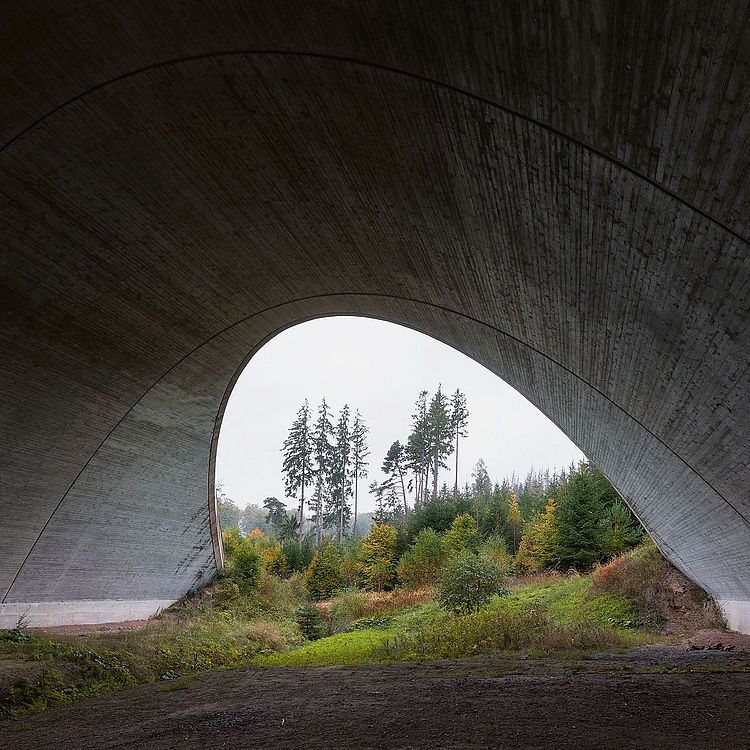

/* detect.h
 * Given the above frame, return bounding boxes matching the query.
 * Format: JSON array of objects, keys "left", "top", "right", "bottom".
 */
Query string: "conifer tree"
[
  {"left": 350, "top": 410, "right": 369, "bottom": 537},
  {"left": 600, "top": 499, "right": 644, "bottom": 557},
  {"left": 281, "top": 399, "right": 313, "bottom": 540},
  {"left": 369, "top": 479, "right": 402, "bottom": 523},
  {"left": 406, "top": 390, "right": 430, "bottom": 506},
  {"left": 262, "top": 497, "right": 287, "bottom": 535},
  {"left": 306, "top": 542, "right": 343, "bottom": 600},
  {"left": 358, "top": 523, "right": 398, "bottom": 591},
  {"left": 533, "top": 496, "right": 559, "bottom": 568},
  {"left": 427, "top": 385, "right": 454, "bottom": 499},
  {"left": 507, "top": 492, "right": 524, "bottom": 552},
  {"left": 480, "top": 481, "right": 511, "bottom": 539},
  {"left": 471, "top": 458, "right": 492, "bottom": 519},
  {"left": 328, "top": 404, "right": 352, "bottom": 543},
  {"left": 555, "top": 461, "right": 605, "bottom": 569},
  {"left": 444, "top": 512, "right": 480, "bottom": 555},
  {"left": 310, "top": 398, "right": 334, "bottom": 544},
  {"left": 278, "top": 514, "right": 301, "bottom": 542},
  {"left": 382, "top": 440, "right": 409, "bottom": 517},
  {"left": 450, "top": 389, "right": 469, "bottom": 495}
]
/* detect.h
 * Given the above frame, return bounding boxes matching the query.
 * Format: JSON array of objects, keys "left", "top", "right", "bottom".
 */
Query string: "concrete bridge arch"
[{"left": 1, "top": 1, "right": 750, "bottom": 630}]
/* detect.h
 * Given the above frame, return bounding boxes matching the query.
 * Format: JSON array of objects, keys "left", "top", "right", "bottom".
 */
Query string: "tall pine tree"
[
  {"left": 281, "top": 399, "right": 313, "bottom": 540},
  {"left": 350, "top": 410, "right": 370, "bottom": 537},
  {"left": 450, "top": 389, "right": 469, "bottom": 496},
  {"left": 310, "top": 398, "right": 334, "bottom": 544},
  {"left": 406, "top": 390, "right": 430, "bottom": 506},
  {"left": 382, "top": 440, "right": 409, "bottom": 517},
  {"left": 427, "top": 385, "right": 454, "bottom": 499},
  {"left": 327, "top": 404, "right": 352, "bottom": 543}
]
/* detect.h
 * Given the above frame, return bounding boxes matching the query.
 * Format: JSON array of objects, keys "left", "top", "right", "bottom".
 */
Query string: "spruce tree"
[
  {"left": 427, "top": 385, "right": 454, "bottom": 499},
  {"left": 262, "top": 497, "right": 287, "bottom": 535},
  {"left": 281, "top": 399, "right": 313, "bottom": 540},
  {"left": 406, "top": 390, "right": 430, "bottom": 506},
  {"left": 450, "top": 389, "right": 469, "bottom": 496},
  {"left": 555, "top": 461, "right": 606, "bottom": 570},
  {"left": 328, "top": 404, "right": 352, "bottom": 543},
  {"left": 382, "top": 440, "right": 409, "bottom": 517},
  {"left": 471, "top": 458, "right": 492, "bottom": 519},
  {"left": 480, "top": 481, "right": 511, "bottom": 540},
  {"left": 310, "top": 398, "right": 334, "bottom": 544},
  {"left": 350, "top": 410, "right": 370, "bottom": 537},
  {"left": 507, "top": 492, "right": 524, "bottom": 552}
]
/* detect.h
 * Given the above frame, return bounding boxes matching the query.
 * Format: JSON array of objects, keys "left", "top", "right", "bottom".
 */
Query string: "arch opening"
[{"left": 212, "top": 315, "right": 585, "bottom": 553}]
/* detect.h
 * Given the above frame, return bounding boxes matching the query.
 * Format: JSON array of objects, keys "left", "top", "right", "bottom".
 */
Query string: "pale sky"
[{"left": 216, "top": 317, "right": 584, "bottom": 512}]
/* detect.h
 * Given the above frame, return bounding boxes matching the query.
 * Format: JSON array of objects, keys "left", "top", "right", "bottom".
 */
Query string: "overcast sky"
[{"left": 216, "top": 317, "right": 584, "bottom": 512}]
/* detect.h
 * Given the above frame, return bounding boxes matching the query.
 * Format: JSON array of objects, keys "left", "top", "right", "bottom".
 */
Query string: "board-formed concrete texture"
[{"left": 1, "top": 1, "right": 750, "bottom": 630}]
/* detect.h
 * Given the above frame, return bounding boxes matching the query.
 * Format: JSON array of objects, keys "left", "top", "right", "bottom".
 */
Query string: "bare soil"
[{"left": 3, "top": 647, "right": 750, "bottom": 749}]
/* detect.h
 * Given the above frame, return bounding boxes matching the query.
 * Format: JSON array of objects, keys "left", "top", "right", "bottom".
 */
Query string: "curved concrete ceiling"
[{"left": 1, "top": 2, "right": 749, "bottom": 629}]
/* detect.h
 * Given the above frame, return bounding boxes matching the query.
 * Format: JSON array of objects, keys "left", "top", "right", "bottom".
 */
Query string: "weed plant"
[{"left": 0, "top": 573, "right": 306, "bottom": 719}]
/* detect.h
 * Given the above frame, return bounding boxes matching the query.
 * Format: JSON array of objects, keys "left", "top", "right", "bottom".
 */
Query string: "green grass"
[
  {"left": 253, "top": 606, "right": 438, "bottom": 667},
  {"left": 508, "top": 577, "right": 640, "bottom": 628},
  {"left": 252, "top": 577, "right": 653, "bottom": 669},
  {"left": 252, "top": 628, "right": 390, "bottom": 667}
]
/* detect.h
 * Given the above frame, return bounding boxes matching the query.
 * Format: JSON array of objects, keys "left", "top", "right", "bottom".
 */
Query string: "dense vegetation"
[
  {"left": 221, "top": 457, "right": 647, "bottom": 597},
  {"left": 222, "top": 386, "right": 646, "bottom": 580}
]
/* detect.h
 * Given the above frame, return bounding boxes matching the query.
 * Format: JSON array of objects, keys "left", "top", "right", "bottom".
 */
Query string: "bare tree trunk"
[
  {"left": 338, "top": 470, "right": 344, "bottom": 544},
  {"left": 433, "top": 451, "right": 439, "bottom": 498},
  {"left": 299, "top": 466, "right": 306, "bottom": 542},
  {"left": 353, "top": 455, "right": 359, "bottom": 537},
  {"left": 453, "top": 428, "right": 459, "bottom": 497},
  {"left": 315, "top": 477, "right": 322, "bottom": 546},
  {"left": 398, "top": 465, "right": 408, "bottom": 517}
]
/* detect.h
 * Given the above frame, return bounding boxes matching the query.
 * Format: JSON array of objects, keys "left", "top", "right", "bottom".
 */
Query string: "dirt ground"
[{"left": 3, "top": 647, "right": 750, "bottom": 749}]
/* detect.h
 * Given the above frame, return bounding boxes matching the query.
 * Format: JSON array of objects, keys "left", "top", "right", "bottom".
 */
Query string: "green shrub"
[
  {"left": 478, "top": 534, "right": 513, "bottom": 568},
  {"left": 359, "top": 524, "right": 398, "bottom": 591},
  {"left": 398, "top": 528, "right": 446, "bottom": 588},
  {"left": 227, "top": 544, "right": 262, "bottom": 594},
  {"left": 306, "top": 543, "right": 344, "bottom": 600},
  {"left": 253, "top": 572, "right": 308, "bottom": 616},
  {"left": 221, "top": 526, "right": 245, "bottom": 558},
  {"left": 438, "top": 550, "right": 507, "bottom": 612},
  {"left": 296, "top": 605, "right": 327, "bottom": 641},
  {"left": 282, "top": 537, "right": 315, "bottom": 573},
  {"left": 443, "top": 513, "right": 480, "bottom": 555},
  {"left": 340, "top": 539, "right": 363, "bottom": 587}
]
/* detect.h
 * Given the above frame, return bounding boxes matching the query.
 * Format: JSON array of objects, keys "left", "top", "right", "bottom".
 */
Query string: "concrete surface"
[
  {"left": 1, "top": 2, "right": 749, "bottom": 629},
  {"left": 0, "top": 600, "right": 175, "bottom": 629}
]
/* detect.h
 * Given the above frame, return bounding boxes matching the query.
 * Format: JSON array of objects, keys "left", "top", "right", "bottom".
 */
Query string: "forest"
[{"left": 217, "top": 387, "right": 646, "bottom": 595}]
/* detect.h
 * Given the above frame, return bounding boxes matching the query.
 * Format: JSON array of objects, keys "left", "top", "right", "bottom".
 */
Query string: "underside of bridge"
[{"left": 1, "top": 1, "right": 750, "bottom": 630}]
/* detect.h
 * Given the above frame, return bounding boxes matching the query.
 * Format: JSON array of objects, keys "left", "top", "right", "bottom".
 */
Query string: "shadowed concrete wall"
[{"left": 1, "top": 1, "right": 750, "bottom": 629}]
